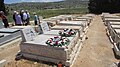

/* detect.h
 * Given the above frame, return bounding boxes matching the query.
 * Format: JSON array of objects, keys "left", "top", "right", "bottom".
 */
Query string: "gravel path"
[{"left": 72, "top": 15, "right": 118, "bottom": 67}]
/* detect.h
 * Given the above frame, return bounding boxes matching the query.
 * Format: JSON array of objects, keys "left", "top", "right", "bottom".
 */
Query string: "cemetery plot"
[
  {"left": 0, "top": 33, "right": 20, "bottom": 45},
  {"left": 108, "top": 21, "right": 120, "bottom": 25},
  {"left": 57, "top": 21, "right": 88, "bottom": 33},
  {"left": 104, "top": 18, "right": 120, "bottom": 26},
  {"left": 40, "top": 22, "right": 84, "bottom": 40},
  {"left": 11, "top": 26, "right": 32, "bottom": 29},
  {"left": 74, "top": 16, "right": 92, "bottom": 24},
  {"left": 51, "top": 25, "right": 84, "bottom": 39},
  {"left": 111, "top": 29, "right": 120, "bottom": 57},
  {"left": 20, "top": 26, "right": 82, "bottom": 66},
  {"left": 102, "top": 14, "right": 120, "bottom": 57},
  {"left": 0, "top": 20, "right": 21, "bottom": 45},
  {"left": 0, "top": 28, "right": 20, "bottom": 33}
]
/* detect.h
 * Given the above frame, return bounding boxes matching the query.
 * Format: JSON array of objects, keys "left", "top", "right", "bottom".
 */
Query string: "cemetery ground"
[{"left": 0, "top": 15, "right": 119, "bottom": 67}]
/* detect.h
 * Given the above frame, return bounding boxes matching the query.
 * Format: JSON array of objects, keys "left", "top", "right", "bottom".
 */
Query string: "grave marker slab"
[
  {"left": 0, "top": 20, "right": 4, "bottom": 29},
  {"left": 21, "top": 27, "right": 37, "bottom": 42},
  {"left": 20, "top": 24, "right": 82, "bottom": 66},
  {"left": 40, "top": 22, "right": 50, "bottom": 33}
]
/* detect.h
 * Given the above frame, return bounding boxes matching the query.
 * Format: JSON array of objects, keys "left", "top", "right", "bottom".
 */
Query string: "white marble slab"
[
  {"left": 58, "top": 21, "right": 86, "bottom": 26},
  {"left": 0, "top": 28, "right": 19, "bottom": 33},
  {"left": 0, "top": 20, "right": 4, "bottom": 29},
  {"left": 51, "top": 25, "right": 82, "bottom": 30},
  {"left": 21, "top": 27, "right": 37, "bottom": 42},
  {"left": 11, "top": 26, "right": 32, "bottom": 29},
  {"left": 111, "top": 25, "right": 120, "bottom": 29},
  {"left": 109, "top": 21, "right": 120, "bottom": 25}
]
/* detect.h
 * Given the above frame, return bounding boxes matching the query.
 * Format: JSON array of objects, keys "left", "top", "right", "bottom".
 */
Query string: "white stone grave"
[
  {"left": 40, "top": 22, "right": 84, "bottom": 39},
  {"left": 20, "top": 26, "right": 82, "bottom": 66},
  {"left": 104, "top": 18, "right": 120, "bottom": 26},
  {"left": 21, "top": 26, "right": 37, "bottom": 42},
  {"left": 75, "top": 16, "right": 92, "bottom": 24},
  {"left": 51, "top": 25, "right": 84, "bottom": 39},
  {"left": 0, "top": 20, "right": 21, "bottom": 45},
  {"left": 57, "top": 21, "right": 88, "bottom": 32},
  {"left": 0, "top": 20, "right": 4, "bottom": 29}
]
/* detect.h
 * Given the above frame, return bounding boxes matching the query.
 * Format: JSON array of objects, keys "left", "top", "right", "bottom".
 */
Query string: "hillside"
[
  {"left": 5, "top": 0, "right": 89, "bottom": 22},
  {"left": 6, "top": 0, "right": 88, "bottom": 11}
]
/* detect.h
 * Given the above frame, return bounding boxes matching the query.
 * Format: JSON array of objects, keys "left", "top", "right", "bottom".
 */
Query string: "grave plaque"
[
  {"left": 0, "top": 20, "right": 4, "bottom": 29},
  {"left": 21, "top": 27, "right": 37, "bottom": 42},
  {"left": 40, "top": 22, "right": 50, "bottom": 33}
]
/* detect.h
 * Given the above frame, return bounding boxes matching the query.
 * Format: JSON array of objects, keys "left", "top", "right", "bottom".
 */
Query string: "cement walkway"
[{"left": 73, "top": 15, "right": 118, "bottom": 67}]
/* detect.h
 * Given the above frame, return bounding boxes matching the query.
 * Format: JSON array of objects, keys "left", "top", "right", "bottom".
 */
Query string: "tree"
[
  {"left": 0, "top": 0, "right": 6, "bottom": 14},
  {"left": 88, "top": 0, "right": 120, "bottom": 14}
]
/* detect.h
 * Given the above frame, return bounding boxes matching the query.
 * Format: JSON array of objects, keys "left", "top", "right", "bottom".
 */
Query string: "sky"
[{"left": 4, "top": 0, "right": 64, "bottom": 4}]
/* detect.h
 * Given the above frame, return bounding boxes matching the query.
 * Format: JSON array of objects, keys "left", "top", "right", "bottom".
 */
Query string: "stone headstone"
[
  {"left": 21, "top": 27, "right": 37, "bottom": 42},
  {"left": 0, "top": 20, "right": 4, "bottom": 29},
  {"left": 0, "top": 28, "right": 19, "bottom": 33},
  {"left": 40, "top": 22, "right": 50, "bottom": 33}
]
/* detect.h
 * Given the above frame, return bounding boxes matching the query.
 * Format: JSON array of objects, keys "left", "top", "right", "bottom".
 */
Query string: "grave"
[
  {"left": 40, "top": 22, "right": 83, "bottom": 39},
  {"left": 109, "top": 21, "right": 120, "bottom": 25},
  {"left": 39, "top": 22, "right": 85, "bottom": 39},
  {"left": 112, "top": 29, "right": 120, "bottom": 57},
  {"left": 82, "top": 14, "right": 94, "bottom": 20},
  {"left": 107, "top": 23, "right": 120, "bottom": 32},
  {"left": 104, "top": 18, "right": 120, "bottom": 26},
  {"left": 51, "top": 25, "right": 84, "bottom": 39},
  {"left": 20, "top": 26, "right": 82, "bottom": 66},
  {"left": 75, "top": 16, "right": 92, "bottom": 24},
  {"left": 107, "top": 25, "right": 120, "bottom": 44},
  {"left": 55, "top": 21, "right": 88, "bottom": 34},
  {"left": 0, "top": 20, "right": 21, "bottom": 45}
]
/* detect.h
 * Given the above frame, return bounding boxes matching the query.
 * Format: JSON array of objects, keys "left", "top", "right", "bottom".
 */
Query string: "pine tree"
[
  {"left": 0, "top": 0, "right": 6, "bottom": 13},
  {"left": 88, "top": 0, "right": 120, "bottom": 14}
]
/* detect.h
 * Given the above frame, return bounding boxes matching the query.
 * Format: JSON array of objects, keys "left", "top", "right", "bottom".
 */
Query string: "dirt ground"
[
  {"left": 72, "top": 15, "right": 118, "bottom": 67},
  {"left": 1, "top": 15, "right": 119, "bottom": 67}
]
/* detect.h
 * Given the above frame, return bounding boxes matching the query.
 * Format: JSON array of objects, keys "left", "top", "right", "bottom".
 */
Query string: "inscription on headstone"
[
  {"left": 21, "top": 27, "right": 37, "bottom": 42},
  {"left": 40, "top": 22, "right": 50, "bottom": 33}
]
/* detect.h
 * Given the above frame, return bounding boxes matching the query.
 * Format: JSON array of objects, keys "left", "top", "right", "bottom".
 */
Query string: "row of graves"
[
  {"left": 0, "top": 14, "right": 94, "bottom": 66},
  {"left": 102, "top": 13, "right": 120, "bottom": 58},
  {"left": 0, "top": 20, "right": 21, "bottom": 45}
]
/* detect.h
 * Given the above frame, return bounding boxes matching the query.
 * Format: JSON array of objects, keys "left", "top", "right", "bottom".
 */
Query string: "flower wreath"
[
  {"left": 46, "top": 36, "right": 70, "bottom": 47},
  {"left": 59, "top": 29, "right": 76, "bottom": 37}
]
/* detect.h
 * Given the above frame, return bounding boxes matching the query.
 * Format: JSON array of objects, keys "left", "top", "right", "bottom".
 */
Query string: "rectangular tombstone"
[
  {"left": 20, "top": 25, "right": 82, "bottom": 66},
  {"left": 0, "top": 20, "right": 4, "bottom": 29},
  {"left": 40, "top": 22, "right": 50, "bottom": 33},
  {"left": 75, "top": 17, "right": 92, "bottom": 23},
  {"left": 0, "top": 28, "right": 20, "bottom": 33},
  {"left": 0, "top": 31, "right": 21, "bottom": 45},
  {"left": 108, "top": 25, "right": 120, "bottom": 37},
  {"left": 57, "top": 21, "right": 87, "bottom": 32},
  {"left": 20, "top": 34, "right": 79, "bottom": 66},
  {"left": 40, "top": 22, "right": 81, "bottom": 39},
  {"left": 112, "top": 29, "right": 120, "bottom": 43},
  {"left": 111, "top": 25, "right": 120, "bottom": 29},
  {"left": 11, "top": 26, "right": 32, "bottom": 29},
  {"left": 21, "top": 27, "right": 37, "bottom": 42},
  {"left": 108, "top": 24, "right": 120, "bottom": 31},
  {"left": 51, "top": 25, "right": 84, "bottom": 39},
  {"left": 58, "top": 21, "right": 87, "bottom": 27},
  {"left": 104, "top": 18, "right": 120, "bottom": 26},
  {"left": 113, "top": 43, "right": 120, "bottom": 57},
  {"left": 109, "top": 21, "right": 120, "bottom": 25}
]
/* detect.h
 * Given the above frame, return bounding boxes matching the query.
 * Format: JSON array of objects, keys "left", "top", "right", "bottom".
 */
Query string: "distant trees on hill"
[
  {"left": 88, "top": 0, "right": 120, "bottom": 13},
  {"left": 6, "top": 1, "right": 88, "bottom": 11},
  {"left": 0, "top": 0, "right": 6, "bottom": 13}
]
